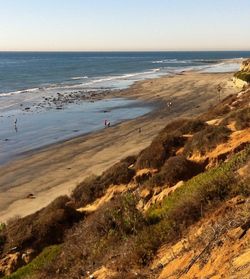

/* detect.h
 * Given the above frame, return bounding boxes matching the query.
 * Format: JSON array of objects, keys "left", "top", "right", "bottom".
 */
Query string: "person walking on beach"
[
  {"left": 167, "top": 101, "right": 172, "bottom": 111},
  {"left": 104, "top": 119, "right": 111, "bottom": 127}
]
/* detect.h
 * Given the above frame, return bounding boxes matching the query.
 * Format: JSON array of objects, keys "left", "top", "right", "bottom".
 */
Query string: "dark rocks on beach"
[
  {"left": 26, "top": 193, "right": 36, "bottom": 199},
  {"left": 18, "top": 89, "right": 112, "bottom": 114}
]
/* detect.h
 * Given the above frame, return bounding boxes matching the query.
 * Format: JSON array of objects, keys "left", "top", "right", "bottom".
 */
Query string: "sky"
[{"left": 0, "top": 0, "right": 250, "bottom": 51}]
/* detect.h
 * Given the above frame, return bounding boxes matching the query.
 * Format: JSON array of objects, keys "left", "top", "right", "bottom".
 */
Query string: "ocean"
[
  {"left": 1, "top": 51, "right": 250, "bottom": 98},
  {"left": 0, "top": 51, "right": 250, "bottom": 164}
]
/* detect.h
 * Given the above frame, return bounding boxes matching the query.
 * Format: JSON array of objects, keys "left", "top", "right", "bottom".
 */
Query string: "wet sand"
[{"left": 0, "top": 71, "right": 239, "bottom": 222}]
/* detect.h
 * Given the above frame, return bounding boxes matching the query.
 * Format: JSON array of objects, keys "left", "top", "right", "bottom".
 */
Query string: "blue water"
[
  {"left": 0, "top": 51, "right": 250, "bottom": 96},
  {"left": 0, "top": 51, "right": 250, "bottom": 165},
  {"left": 0, "top": 98, "right": 152, "bottom": 164}
]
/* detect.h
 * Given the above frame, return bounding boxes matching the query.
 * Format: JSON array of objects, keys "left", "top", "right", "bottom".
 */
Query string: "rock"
[
  {"left": 227, "top": 227, "right": 245, "bottom": 240},
  {"left": 0, "top": 252, "right": 23, "bottom": 276},
  {"left": 139, "top": 188, "right": 152, "bottom": 200},
  {"left": 26, "top": 193, "right": 36, "bottom": 199},
  {"left": 233, "top": 249, "right": 250, "bottom": 268},
  {"left": 21, "top": 248, "right": 35, "bottom": 264},
  {"left": 134, "top": 168, "right": 158, "bottom": 184},
  {"left": 228, "top": 196, "right": 246, "bottom": 206},
  {"left": 154, "top": 187, "right": 162, "bottom": 195}
]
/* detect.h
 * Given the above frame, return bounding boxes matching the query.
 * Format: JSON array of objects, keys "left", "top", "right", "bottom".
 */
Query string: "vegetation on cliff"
[
  {"left": 0, "top": 70, "right": 250, "bottom": 278},
  {"left": 234, "top": 59, "right": 250, "bottom": 83}
]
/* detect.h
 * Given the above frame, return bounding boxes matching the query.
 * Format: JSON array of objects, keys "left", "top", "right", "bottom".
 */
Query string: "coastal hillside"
[
  {"left": 234, "top": 59, "right": 250, "bottom": 85},
  {"left": 0, "top": 68, "right": 250, "bottom": 278},
  {"left": 241, "top": 59, "right": 250, "bottom": 72}
]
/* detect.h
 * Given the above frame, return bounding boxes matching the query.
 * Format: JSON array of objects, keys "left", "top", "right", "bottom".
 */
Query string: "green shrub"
[
  {"left": 221, "top": 107, "right": 250, "bottom": 130},
  {"left": 230, "top": 177, "right": 250, "bottom": 197},
  {"left": 0, "top": 223, "right": 6, "bottom": 252},
  {"left": 72, "top": 156, "right": 136, "bottom": 207},
  {"left": 0, "top": 223, "right": 5, "bottom": 232},
  {"left": 3, "top": 196, "right": 82, "bottom": 253},
  {"left": 234, "top": 71, "right": 250, "bottom": 83},
  {"left": 34, "top": 146, "right": 250, "bottom": 276},
  {"left": 40, "top": 194, "right": 145, "bottom": 278},
  {"left": 158, "top": 118, "right": 207, "bottom": 137},
  {"left": 135, "top": 132, "right": 185, "bottom": 170},
  {"left": 178, "top": 119, "right": 208, "bottom": 134},
  {"left": 184, "top": 125, "right": 231, "bottom": 156},
  {"left": 200, "top": 94, "right": 237, "bottom": 120},
  {"left": 3, "top": 245, "right": 61, "bottom": 279},
  {"left": 145, "top": 156, "right": 204, "bottom": 187},
  {"left": 134, "top": 146, "right": 250, "bottom": 264},
  {"left": 134, "top": 118, "right": 207, "bottom": 170},
  {"left": 100, "top": 193, "right": 145, "bottom": 236}
]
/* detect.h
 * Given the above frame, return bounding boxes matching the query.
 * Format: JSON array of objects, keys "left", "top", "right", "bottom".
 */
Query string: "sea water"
[{"left": 1, "top": 51, "right": 250, "bottom": 164}]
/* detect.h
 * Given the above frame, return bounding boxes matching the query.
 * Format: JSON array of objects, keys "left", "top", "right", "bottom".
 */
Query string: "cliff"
[
  {"left": 241, "top": 58, "right": 250, "bottom": 72},
  {"left": 0, "top": 80, "right": 250, "bottom": 279},
  {"left": 234, "top": 58, "right": 250, "bottom": 86}
]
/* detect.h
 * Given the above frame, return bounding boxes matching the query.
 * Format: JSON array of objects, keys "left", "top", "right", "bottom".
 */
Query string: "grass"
[
  {"left": 148, "top": 145, "right": 250, "bottom": 221},
  {"left": 134, "top": 145, "right": 250, "bottom": 264},
  {"left": 39, "top": 194, "right": 145, "bottom": 278},
  {"left": 21, "top": 146, "right": 250, "bottom": 278},
  {"left": 3, "top": 245, "right": 61, "bottom": 279}
]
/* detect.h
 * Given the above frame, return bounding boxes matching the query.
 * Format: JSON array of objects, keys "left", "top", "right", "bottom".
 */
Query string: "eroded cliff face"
[
  {"left": 240, "top": 58, "right": 250, "bottom": 72},
  {"left": 234, "top": 59, "right": 250, "bottom": 87}
]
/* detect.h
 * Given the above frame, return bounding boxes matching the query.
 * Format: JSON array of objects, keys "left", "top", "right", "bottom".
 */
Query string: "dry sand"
[{"left": 0, "top": 71, "right": 239, "bottom": 222}]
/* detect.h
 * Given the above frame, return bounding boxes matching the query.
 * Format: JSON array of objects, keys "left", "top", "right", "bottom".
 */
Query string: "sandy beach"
[{"left": 0, "top": 71, "right": 240, "bottom": 222}]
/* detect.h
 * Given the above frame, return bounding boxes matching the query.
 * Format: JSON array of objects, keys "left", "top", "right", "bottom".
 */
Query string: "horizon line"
[{"left": 1, "top": 49, "right": 250, "bottom": 53}]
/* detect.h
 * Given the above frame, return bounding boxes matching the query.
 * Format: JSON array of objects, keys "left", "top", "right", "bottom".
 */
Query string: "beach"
[{"left": 0, "top": 71, "right": 240, "bottom": 222}]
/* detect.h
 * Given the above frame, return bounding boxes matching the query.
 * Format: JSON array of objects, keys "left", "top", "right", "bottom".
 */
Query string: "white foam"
[
  {"left": 78, "top": 68, "right": 162, "bottom": 87},
  {"left": 0, "top": 87, "right": 39, "bottom": 97},
  {"left": 71, "top": 76, "right": 88, "bottom": 80},
  {"left": 200, "top": 61, "right": 241, "bottom": 73}
]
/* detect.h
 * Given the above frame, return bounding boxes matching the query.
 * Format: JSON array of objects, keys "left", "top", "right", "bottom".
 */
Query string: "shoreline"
[
  {"left": 0, "top": 71, "right": 240, "bottom": 222},
  {"left": 0, "top": 97, "right": 154, "bottom": 165}
]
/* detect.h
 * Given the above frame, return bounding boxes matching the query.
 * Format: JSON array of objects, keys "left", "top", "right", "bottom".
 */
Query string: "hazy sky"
[{"left": 0, "top": 0, "right": 250, "bottom": 51}]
